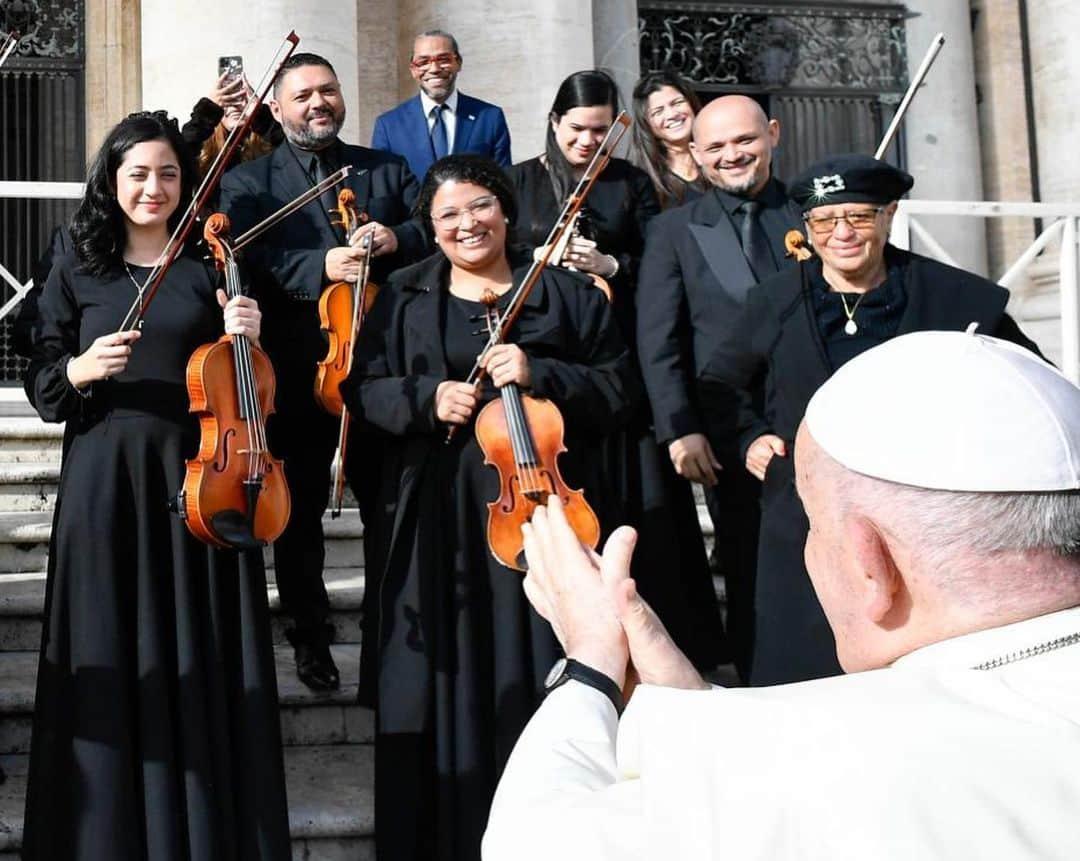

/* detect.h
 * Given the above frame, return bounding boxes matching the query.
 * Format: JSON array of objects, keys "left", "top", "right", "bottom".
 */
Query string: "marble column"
[
  {"left": 902, "top": 0, "right": 988, "bottom": 275},
  {"left": 85, "top": 0, "right": 143, "bottom": 155},
  {"left": 593, "top": 0, "right": 640, "bottom": 148},
  {"left": 971, "top": 0, "right": 1036, "bottom": 281},
  {"left": 140, "top": 1, "right": 362, "bottom": 145},
  {"left": 394, "top": 0, "right": 596, "bottom": 163}
]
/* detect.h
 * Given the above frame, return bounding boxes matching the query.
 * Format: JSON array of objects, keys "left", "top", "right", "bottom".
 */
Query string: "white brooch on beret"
[{"left": 811, "top": 174, "right": 845, "bottom": 202}]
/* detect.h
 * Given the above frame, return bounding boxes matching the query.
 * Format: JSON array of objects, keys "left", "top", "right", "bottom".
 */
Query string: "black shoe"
[{"left": 287, "top": 627, "right": 340, "bottom": 691}]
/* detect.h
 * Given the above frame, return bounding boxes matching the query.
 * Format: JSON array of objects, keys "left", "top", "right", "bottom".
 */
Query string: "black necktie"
[
  {"left": 310, "top": 153, "right": 340, "bottom": 228},
  {"left": 738, "top": 199, "right": 778, "bottom": 280},
  {"left": 430, "top": 104, "right": 449, "bottom": 160}
]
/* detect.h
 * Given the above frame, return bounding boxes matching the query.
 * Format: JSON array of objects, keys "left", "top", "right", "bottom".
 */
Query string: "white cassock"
[{"left": 483, "top": 606, "right": 1080, "bottom": 860}]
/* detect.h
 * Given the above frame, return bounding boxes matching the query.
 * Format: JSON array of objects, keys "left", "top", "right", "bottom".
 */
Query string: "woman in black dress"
[
  {"left": 22, "top": 112, "right": 290, "bottom": 860},
  {"left": 508, "top": 70, "right": 724, "bottom": 670},
  {"left": 630, "top": 69, "right": 707, "bottom": 209},
  {"left": 341, "top": 154, "right": 638, "bottom": 861}
]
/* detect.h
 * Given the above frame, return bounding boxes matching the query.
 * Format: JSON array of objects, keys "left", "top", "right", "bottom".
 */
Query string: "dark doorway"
[{"left": 1, "top": 0, "right": 85, "bottom": 382}]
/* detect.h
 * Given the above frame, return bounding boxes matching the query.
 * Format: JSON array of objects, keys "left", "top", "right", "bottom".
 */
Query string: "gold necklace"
[{"left": 838, "top": 291, "right": 867, "bottom": 335}]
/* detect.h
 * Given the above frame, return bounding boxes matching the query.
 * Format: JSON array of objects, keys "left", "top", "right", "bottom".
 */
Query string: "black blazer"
[
  {"left": 636, "top": 185, "right": 802, "bottom": 445},
  {"left": 700, "top": 246, "right": 1044, "bottom": 466},
  {"left": 218, "top": 141, "right": 430, "bottom": 308}
]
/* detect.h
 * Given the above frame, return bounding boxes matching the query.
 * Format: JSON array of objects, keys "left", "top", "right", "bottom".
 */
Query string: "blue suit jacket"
[{"left": 371, "top": 92, "right": 511, "bottom": 180}]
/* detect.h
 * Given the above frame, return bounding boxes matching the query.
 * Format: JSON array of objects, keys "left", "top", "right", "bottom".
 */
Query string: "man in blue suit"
[{"left": 371, "top": 29, "right": 511, "bottom": 180}]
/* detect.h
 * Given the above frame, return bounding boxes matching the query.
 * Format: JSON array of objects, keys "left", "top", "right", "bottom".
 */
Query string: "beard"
[{"left": 281, "top": 107, "right": 344, "bottom": 149}]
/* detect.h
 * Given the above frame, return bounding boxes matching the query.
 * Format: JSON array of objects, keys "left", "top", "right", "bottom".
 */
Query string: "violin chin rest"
[{"left": 210, "top": 509, "right": 264, "bottom": 551}]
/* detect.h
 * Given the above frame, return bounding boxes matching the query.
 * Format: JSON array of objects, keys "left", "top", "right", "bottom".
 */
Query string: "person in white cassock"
[{"left": 482, "top": 329, "right": 1080, "bottom": 861}]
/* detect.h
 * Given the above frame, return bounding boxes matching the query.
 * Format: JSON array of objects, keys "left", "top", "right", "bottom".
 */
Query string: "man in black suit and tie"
[
  {"left": 220, "top": 53, "right": 430, "bottom": 690},
  {"left": 636, "top": 95, "right": 802, "bottom": 682}
]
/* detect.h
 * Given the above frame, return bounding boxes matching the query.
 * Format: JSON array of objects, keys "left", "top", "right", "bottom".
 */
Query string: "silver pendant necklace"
[
  {"left": 971, "top": 631, "right": 1080, "bottom": 671},
  {"left": 123, "top": 260, "right": 151, "bottom": 329},
  {"left": 838, "top": 291, "right": 866, "bottom": 335}
]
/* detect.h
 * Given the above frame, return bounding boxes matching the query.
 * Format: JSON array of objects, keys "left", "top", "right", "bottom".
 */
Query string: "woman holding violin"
[
  {"left": 340, "top": 154, "right": 637, "bottom": 861},
  {"left": 509, "top": 70, "right": 726, "bottom": 671},
  {"left": 22, "top": 112, "right": 290, "bottom": 860}
]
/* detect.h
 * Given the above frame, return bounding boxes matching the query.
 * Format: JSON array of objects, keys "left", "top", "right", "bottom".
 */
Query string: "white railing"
[
  {"left": 0, "top": 181, "right": 85, "bottom": 321},
  {"left": 892, "top": 201, "right": 1080, "bottom": 383}
]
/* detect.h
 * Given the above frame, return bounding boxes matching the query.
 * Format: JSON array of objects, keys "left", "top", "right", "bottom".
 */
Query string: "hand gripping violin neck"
[
  {"left": 314, "top": 188, "right": 380, "bottom": 517},
  {"left": 180, "top": 214, "right": 291, "bottom": 549},
  {"left": 474, "top": 291, "right": 600, "bottom": 571}
]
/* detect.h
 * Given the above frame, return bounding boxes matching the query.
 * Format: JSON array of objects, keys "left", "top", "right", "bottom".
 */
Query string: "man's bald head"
[{"left": 690, "top": 95, "right": 779, "bottom": 197}]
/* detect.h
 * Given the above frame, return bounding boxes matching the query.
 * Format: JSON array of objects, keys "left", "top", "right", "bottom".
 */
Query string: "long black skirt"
[{"left": 22, "top": 411, "right": 290, "bottom": 860}]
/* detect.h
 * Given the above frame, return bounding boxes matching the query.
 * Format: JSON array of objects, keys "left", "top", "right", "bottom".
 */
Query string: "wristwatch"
[{"left": 544, "top": 657, "right": 624, "bottom": 715}]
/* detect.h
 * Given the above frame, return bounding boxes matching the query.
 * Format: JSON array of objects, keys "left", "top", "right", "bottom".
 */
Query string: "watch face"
[{"left": 544, "top": 657, "right": 568, "bottom": 690}]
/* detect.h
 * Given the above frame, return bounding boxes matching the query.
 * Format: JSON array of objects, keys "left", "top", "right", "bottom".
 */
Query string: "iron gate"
[
  {"left": 0, "top": 0, "right": 85, "bottom": 382},
  {"left": 638, "top": 1, "right": 910, "bottom": 178}
]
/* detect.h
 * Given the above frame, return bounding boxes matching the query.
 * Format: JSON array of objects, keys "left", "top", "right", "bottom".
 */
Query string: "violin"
[
  {"left": 546, "top": 208, "right": 613, "bottom": 302},
  {"left": 180, "top": 213, "right": 291, "bottom": 549},
  {"left": 474, "top": 291, "right": 599, "bottom": 570},
  {"left": 314, "top": 188, "right": 379, "bottom": 516}
]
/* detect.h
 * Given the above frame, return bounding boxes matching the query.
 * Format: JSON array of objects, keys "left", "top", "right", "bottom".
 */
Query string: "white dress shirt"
[
  {"left": 420, "top": 89, "right": 459, "bottom": 154},
  {"left": 484, "top": 606, "right": 1080, "bottom": 860}
]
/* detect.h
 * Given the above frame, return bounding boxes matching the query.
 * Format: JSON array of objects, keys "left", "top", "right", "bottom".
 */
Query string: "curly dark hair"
[
  {"left": 631, "top": 70, "right": 706, "bottom": 208},
  {"left": 415, "top": 154, "right": 518, "bottom": 245},
  {"left": 69, "top": 111, "right": 196, "bottom": 276}
]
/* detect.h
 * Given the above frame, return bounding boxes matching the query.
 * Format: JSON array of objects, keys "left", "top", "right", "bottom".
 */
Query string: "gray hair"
[
  {"left": 810, "top": 442, "right": 1080, "bottom": 606},
  {"left": 414, "top": 29, "right": 460, "bottom": 57}
]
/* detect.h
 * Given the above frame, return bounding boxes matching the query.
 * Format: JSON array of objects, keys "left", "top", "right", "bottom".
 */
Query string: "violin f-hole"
[{"left": 213, "top": 428, "right": 236, "bottom": 472}]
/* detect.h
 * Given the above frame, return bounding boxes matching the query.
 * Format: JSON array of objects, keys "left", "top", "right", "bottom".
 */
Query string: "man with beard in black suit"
[
  {"left": 636, "top": 95, "right": 802, "bottom": 682},
  {"left": 220, "top": 53, "right": 430, "bottom": 690}
]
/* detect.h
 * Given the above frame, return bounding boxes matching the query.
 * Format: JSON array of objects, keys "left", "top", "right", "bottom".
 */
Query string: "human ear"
[{"left": 845, "top": 516, "right": 902, "bottom": 625}]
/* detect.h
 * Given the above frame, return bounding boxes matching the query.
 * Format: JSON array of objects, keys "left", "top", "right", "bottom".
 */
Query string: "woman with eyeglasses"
[
  {"left": 700, "top": 153, "right": 1043, "bottom": 687},
  {"left": 341, "top": 152, "right": 635, "bottom": 859},
  {"left": 21, "top": 111, "right": 290, "bottom": 859},
  {"left": 630, "top": 69, "right": 708, "bottom": 209},
  {"left": 339, "top": 154, "right": 637, "bottom": 861},
  {"left": 508, "top": 69, "right": 726, "bottom": 674}
]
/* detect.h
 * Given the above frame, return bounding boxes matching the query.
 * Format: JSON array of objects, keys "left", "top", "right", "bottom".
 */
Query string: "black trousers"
[{"left": 703, "top": 467, "right": 759, "bottom": 682}]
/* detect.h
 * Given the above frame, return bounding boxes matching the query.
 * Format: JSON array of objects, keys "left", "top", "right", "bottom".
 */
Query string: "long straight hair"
[
  {"left": 543, "top": 69, "right": 620, "bottom": 206},
  {"left": 631, "top": 70, "right": 705, "bottom": 208}
]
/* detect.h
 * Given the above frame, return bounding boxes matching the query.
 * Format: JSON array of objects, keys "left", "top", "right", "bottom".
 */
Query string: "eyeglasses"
[
  {"left": 431, "top": 195, "right": 499, "bottom": 230},
  {"left": 410, "top": 53, "right": 459, "bottom": 71},
  {"left": 803, "top": 207, "right": 885, "bottom": 236}
]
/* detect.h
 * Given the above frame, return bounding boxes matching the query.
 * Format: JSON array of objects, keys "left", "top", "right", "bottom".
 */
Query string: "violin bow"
[
  {"left": 444, "top": 110, "right": 632, "bottom": 442},
  {"left": 232, "top": 165, "right": 353, "bottom": 252},
  {"left": 875, "top": 32, "right": 945, "bottom": 160},
  {"left": 468, "top": 111, "right": 631, "bottom": 384},
  {"left": 0, "top": 30, "right": 19, "bottom": 68},
  {"left": 118, "top": 31, "right": 301, "bottom": 333}
]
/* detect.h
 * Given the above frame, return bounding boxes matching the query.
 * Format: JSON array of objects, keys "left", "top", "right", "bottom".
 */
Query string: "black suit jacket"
[
  {"left": 636, "top": 185, "right": 802, "bottom": 446},
  {"left": 218, "top": 141, "right": 429, "bottom": 309}
]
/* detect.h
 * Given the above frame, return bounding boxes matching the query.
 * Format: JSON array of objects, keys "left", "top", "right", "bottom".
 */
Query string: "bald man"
[{"left": 635, "top": 96, "right": 802, "bottom": 681}]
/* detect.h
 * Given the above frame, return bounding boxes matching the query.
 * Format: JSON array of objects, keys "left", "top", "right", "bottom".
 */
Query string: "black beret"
[{"left": 789, "top": 154, "right": 914, "bottom": 210}]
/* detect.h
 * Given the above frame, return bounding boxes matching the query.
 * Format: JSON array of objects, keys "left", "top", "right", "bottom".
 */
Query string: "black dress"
[
  {"left": 340, "top": 253, "right": 639, "bottom": 861},
  {"left": 22, "top": 253, "right": 290, "bottom": 860},
  {"left": 508, "top": 156, "right": 724, "bottom": 669},
  {"left": 701, "top": 246, "right": 1045, "bottom": 685}
]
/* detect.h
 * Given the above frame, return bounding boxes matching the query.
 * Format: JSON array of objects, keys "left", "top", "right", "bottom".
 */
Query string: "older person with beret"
[{"left": 698, "top": 153, "right": 1044, "bottom": 685}]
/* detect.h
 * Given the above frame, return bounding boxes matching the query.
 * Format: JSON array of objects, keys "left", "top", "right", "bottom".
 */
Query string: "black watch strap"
[{"left": 545, "top": 657, "right": 624, "bottom": 715}]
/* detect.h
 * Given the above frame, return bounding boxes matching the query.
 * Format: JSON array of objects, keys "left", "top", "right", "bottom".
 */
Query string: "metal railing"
[
  {"left": 0, "top": 181, "right": 85, "bottom": 320},
  {"left": 892, "top": 200, "right": 1080, "bottom": 383}
]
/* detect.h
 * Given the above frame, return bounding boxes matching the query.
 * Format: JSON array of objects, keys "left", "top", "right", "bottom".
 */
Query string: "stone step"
[
  {"left": 0, "top": 643, "right": 369, "bottom": 755},
  {"left": 0, "top": 567, "right": 367, "bottom": 651},
  {"left": 0, "top": 743, "right": 373, "bottom": 856},
  {"left": 0, "top": 388, "right": 40, "bottom": 419},
  {"left": 0, "top": 509, "right": 365, "bottom": 574},
  {"left": 0, "top": 464, "right": 59, "bottom": 512},
  {"left": 0, "top": 417, "right": 65, "bottom": 464}
]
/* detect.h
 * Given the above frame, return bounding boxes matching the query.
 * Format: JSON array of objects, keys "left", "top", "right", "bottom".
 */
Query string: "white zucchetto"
[{"left": 804, "top": 327, "right": 1080, "bottom": 491}]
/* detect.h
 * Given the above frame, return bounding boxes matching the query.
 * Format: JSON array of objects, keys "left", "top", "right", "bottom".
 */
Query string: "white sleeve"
[{"left": 483, "top": 681, "right": 645, "bottom": 861}]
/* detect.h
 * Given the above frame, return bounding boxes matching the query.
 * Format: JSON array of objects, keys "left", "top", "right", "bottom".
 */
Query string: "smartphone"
[{"left": 218, "top": 55, "right": 243, "bottom": 82}]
